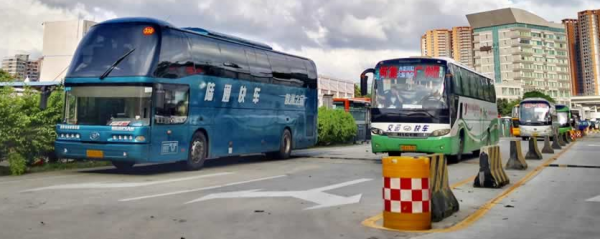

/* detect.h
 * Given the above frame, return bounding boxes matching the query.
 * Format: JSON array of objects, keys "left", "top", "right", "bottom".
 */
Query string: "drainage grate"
[{"left": 547, "top": 164, "right": 600, "bottom": 169}]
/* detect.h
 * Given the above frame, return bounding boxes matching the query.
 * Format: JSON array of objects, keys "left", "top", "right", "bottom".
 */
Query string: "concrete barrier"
[
  {"left": 474, "top": 145, "right": 510, "bottom": 188},
  {"left": 525, "top": 137, "right": 543, "bottom": 160},
  {"left": 506, "top": 139, "right": 528, "bottom": 170},
  {"left": 382, "top": 156, "right": 431, "bottom": 230},
  {"left": 426, "top": 154, "right": 459, "bottom": 222},
  {"left": 552, "top": 129, "right": 562, "bottom": 150},
  {"left": 558, "top": 133, "right": 567, "bottom": 146},
  {"left": 542, "top": 136, "right": 554, "bottom": 154}
]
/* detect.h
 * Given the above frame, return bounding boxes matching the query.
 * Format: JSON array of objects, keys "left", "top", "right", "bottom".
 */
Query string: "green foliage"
[
  {"left": 523, "top": 91, "right": 555, "bottom": 103},
  {"left": 0, "top": 69, "right": 14, "bottom": 82},
  {"left": 497, "top": 98, "right": 521, "bottom": 116},
  {"left": 354, "top": 84, "right": 361, "bottom": 97},
  {"left": 7, "top": 152, "right": 27, "bottom": 176},
  {"left": 0, "top": 86, "right": 64, "bottom": 167},
  {"left": 317, "top": 107, "right": 358, "bottom": 145}
]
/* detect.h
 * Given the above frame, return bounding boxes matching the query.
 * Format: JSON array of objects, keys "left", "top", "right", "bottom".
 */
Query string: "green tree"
[
  {"left": 523, "top": 90, "right": 555, "bottom": 103},
  {"left": 317, "top": 107, "right": 357, "bottom": 145},
  {"left": 497, "top": 98, "right": 521, "bottom": 116},
  {"left": 0, "top": 86, "right": 64, "bottom": 175},
  {"left": 354, "top": 84, "right": 361, "bottom": 97},
  {"left": 0, "top": 69, "right": 14, "bottom": 82}
]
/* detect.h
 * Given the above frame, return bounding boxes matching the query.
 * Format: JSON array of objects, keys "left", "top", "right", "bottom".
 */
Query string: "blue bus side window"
[
  {"left": 246, "top": 49, "right": 272, "bottom": 84},
  {"left": 219, "top": 43, "right": 252, "bottom": 81},
  {"left": 155, "top": 29, "right": 193, "bottom": 79},
  {"left": 186, "top": 33, "right": 223, "bottom": 77}
]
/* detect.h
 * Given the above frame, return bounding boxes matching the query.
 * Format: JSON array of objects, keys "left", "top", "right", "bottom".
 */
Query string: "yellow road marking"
[{"left": 361, "top": 142, "right": 576, "bottom": 233}]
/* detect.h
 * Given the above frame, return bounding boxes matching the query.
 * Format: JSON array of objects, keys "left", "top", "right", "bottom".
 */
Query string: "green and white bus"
[
  {"left": 556, "top": 104, "right": 572, "bottom": 136},
  {"left": 359, "top": 57, "right": 499, "bottom": 161},
  {"left": 519, "top": 98, "right": 557, "bottom": 139}
]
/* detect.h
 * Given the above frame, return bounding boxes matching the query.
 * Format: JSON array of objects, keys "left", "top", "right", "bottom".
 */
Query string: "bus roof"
[
  {"left": 333, "top": 98, "right": 371, "bottom": 103},
  {"left": 93, "top": 17, "right": 312, "bottom": 62},
  {"left": 97, "top": 17, "right": 174, "bottom": 28},
  {"left": 521, "top": 97, "right": 552, "bottom": 104},
  {"left": 556, "top": 104, "right": 570, "bottom": 112}
]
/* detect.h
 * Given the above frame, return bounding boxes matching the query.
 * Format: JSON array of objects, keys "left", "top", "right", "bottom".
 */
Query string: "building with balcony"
[
  {"left": 467, "top": 8, "right": 571, "bottom": 104},
  {"left": 421, "top": 29, "right": 453, "bottom": 58},
  {"left": 452, "top": 26, "right": 475, "bottom": 68},
  {"left": 562, "top": 10, "right": 600, "bottom": 96},
  {"left": 421, "top": 27, "right": 474, "bottom": 68},
  {"left": 1, "top": 54, "right": 41, "bottom": 81}
]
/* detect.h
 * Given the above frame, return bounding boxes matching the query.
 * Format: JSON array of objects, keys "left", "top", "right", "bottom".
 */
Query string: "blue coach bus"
[{"left": 54, "top": 18, "right": 318, "bottom": 170}]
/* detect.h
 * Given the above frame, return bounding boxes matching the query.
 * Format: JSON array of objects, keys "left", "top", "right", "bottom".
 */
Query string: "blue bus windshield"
[{"left": 67, "top": 23, "right": 159, "bottom": 78}]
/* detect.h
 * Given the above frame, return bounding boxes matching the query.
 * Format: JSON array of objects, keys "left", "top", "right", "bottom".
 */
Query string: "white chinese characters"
[
  {"left": 284, "top": 94, "right": 306, "bottom": 106},
  {"left": 203, "top": 82, "right": 260, "bottom": 105}
]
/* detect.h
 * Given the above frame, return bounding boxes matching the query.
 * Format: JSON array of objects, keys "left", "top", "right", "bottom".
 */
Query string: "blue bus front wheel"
[{"left": 185, "top": 132, "right": 208, "bottom": 170}]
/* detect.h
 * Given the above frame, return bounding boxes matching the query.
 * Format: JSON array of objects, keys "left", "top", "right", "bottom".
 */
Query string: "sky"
[{"left": 2, "top": 0, "right": 600, "bottom": 81}]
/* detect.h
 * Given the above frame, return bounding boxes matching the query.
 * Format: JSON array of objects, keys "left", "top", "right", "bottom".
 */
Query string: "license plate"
[
  {"left": 401, "top": 145, "right": 417, "bottom": 151},
  {"left": 86, "top": 150, "right": 104, "bottom": 158}
]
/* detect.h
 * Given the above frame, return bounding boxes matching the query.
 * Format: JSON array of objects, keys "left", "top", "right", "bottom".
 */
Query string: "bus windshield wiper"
[{"left": 99, "top": 48, "right": 136, "bottom": 80}]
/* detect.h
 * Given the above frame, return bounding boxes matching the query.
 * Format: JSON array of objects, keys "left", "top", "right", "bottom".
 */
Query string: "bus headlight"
[
  {"left": 135, "top": 136, "right": 146, "bottom": 142},
  {"left": 371, "top": 128, "right": 384, "bottom": 135},
  {"left": 431, "top": 129, "right": 451, "bottom": 137}
]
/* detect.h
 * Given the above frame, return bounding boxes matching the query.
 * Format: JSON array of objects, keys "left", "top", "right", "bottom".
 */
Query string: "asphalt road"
[{"left": 0, "top": 136, "right": 595, "bottom": 239}]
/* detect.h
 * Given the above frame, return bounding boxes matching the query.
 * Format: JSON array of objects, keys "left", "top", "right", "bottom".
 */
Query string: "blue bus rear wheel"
[
  {"left": 268, "top": 129, "right": 292, "bottom": 160},
  {"left": 186, "top": 132, "right": 207, "bottom": 170}
]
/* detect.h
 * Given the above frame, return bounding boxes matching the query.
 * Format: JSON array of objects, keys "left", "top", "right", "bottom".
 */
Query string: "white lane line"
[
  {"left": 587, "top": 144, "right": 600, "bottom": 147},
  {"left": 22, "top": 172, "right": 233, "bottom": 192},
  {"left": 184, "top": 178, "right": 373, "bottom": 210},
  {"left": 119, "top": 174, "right": 287, "bottom": 202},
  {"left": 309, "top": 178, "right": 373, "bottom": 192},
  {"left": 0, "top": 175, "right": 80, "bottom": 185},
  {"left": 586, "top": 195, "right": 600, "bottom": 202}
]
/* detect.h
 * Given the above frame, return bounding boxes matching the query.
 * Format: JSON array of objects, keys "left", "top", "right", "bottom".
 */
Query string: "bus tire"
[
  {"left": 270, "top": 129, "right": 292, "bottom": 160},
  {"left": 186, "top": 132, "right": 208, "bottom": 171},
  {"left": 388, "top": 152, "right": 402, "bottom": 157},
  {"left": 112, "top": 161, "right": 134, "bottom": 171},
  {"left": 472, "top": 149, "right": 481, "bottom": 157},
  {"left": 449, "top": 133, "right": 465, "bottom": 163}
]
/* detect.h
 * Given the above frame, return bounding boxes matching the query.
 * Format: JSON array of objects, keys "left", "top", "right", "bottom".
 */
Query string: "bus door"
[{"left": 150, "top": 84, "right": 191, "bottom": 161}]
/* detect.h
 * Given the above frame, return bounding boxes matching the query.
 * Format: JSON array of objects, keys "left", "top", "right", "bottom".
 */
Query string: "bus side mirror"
[
  {"left": 360, "top": 68, "right": 374, "bottom": 96},
  {"left": 155, "top": 84, "right": 166, "bottom": 109}
]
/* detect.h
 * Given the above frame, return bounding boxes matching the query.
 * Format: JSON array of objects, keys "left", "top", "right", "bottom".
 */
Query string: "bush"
[
  {"left": 8, "top": 151, "right": 27, "bottom": 176},
  {"left": 0, "top": 86, "right": 64, "bottom": 166},
  {"left": 317, "top": 107, "right": 357, "bottom": 145}
]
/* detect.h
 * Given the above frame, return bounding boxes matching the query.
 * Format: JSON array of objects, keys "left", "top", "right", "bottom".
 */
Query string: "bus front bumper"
[
  {"left": 55, "top": 141, "right": 150, "bottom": 163},
  {"left": 371, "top": 135, "right": 456, "bottom": 155},
  {"left": 520, "top": 126, "right": 553, "bottom": 137}
]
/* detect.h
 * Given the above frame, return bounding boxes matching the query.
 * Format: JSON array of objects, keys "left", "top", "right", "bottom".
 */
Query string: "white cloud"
[
  {"left": 286, "top": 47, "right": 419, "bottom": 82},
  {"left": 3, "top": 0, "right": 600, "bottom": 81},
  {"left": 0, "top": 0, "right": 115, "bottom": 60},
  {"left": 338, "top": 14, "right": 387, "bottom": 41}
]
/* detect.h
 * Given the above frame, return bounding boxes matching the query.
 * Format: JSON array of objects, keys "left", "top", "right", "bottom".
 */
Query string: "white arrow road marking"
[
  {"left": 586, "top": 195, "right": 600, "bottom": 202},
  {"left": 22, "top": 172, "right": 233, "bottom": 192},
  {"left": 120, "top": 175, "right": 287, "bottom": 202},
  {"left": 185, "top": 178, "right": 373, "bottom": 210}
]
